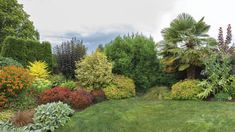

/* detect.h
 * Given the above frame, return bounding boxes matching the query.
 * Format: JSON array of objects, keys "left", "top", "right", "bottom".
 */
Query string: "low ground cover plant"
[{"left": 143, "top": 86, "right": 171, "bottom": 100}]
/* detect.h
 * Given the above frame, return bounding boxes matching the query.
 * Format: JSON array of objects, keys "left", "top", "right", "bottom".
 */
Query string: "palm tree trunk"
[{"left": 187, "top": 66, "right": 196, "bottom": 79}]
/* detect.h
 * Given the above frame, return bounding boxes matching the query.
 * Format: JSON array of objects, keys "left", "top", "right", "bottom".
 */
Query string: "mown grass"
[{"left": 58, "top": 98, "right": 235, "bottom": 132}]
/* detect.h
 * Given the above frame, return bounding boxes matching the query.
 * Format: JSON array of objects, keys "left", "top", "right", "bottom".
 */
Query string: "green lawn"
[{"left": 58, "top": 98, "right": 235, "bottom": 132}]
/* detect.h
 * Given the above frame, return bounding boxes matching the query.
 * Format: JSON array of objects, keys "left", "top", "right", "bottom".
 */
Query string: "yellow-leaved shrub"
[
  {"left": 28, "top": 61, "right": 50, "bottom": 79},
  {"left": 75, "top": 50, "right": 113, "bottom": 89},
  {"left": 103, "top": 75, "right": 136, "bottom": 99},
  {"left": 171, "top": 79, "right": 203, "bottom": 100}
]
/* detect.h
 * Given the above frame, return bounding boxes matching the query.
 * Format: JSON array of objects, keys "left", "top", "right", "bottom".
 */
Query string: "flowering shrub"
[
  {"left": 0, "top": 66, "right": 33, "bottom": 98},
  {"left": 28, "top": 61, "right": 50, "bottom": 79},
  {"left": 68, "top": 89, "right": 93, "bottom": 109},
  {"left": 38, "top": 87, "right": 71, "bottom": 104},
  {"left": 31, "top": 78, "right": 52, "bottom": 93}
]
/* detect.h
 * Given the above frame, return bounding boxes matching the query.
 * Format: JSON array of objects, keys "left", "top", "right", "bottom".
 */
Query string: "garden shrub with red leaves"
[
  {"left": 90, "top": 89, "right": 106, "bottom": 103},
  {"left": 69, "top": 89, "right": 93, "bottom": 109},
  {"left": 38, "top": 87, "right": 71, "bottom": 104},
  {"left": 38, "top": 87, "right": 93, "bottom": 110}
]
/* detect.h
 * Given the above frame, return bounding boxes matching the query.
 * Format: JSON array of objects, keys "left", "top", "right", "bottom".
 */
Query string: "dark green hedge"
[{"left": 0, "top": 36, "right": 52, "bottom": 69}]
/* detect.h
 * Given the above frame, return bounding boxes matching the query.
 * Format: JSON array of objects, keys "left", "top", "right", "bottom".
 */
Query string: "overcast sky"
[{"left": 18, "top": 0, "right": 235, "bottom": 52}]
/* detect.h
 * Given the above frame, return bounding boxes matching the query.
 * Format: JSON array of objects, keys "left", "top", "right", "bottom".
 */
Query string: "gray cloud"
[{"left": 41, "top": 25, "right": 136, "bottom": 53}]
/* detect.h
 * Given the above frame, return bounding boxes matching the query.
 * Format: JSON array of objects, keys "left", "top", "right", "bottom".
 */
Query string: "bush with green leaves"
[
  {"left": 143, "top": 86, "right": 171, "bottom": 100},
  {"left": 49, "top": 74, "right": 66, "bottom": 87},
  {"left": 60, "top": 80, "right": 77, "bottom": 90},
  {"left": 9, "top": 90, "right": 37, "bottom": 110},
  {"left": 105, "top": 34, "right": 161, "bottom": 91},
  {"left": 215, "top": 92, "right": 232, "bottom": 101},
  {"left": 0, "top": 56, "right": 23, "bottom": 67},
  {"left": 31, "top": 78, "right": 52, "bottom": 93},
  {"left": 103, "top": 75, "right": 136, "bottom": 99},
  {"left": 75, "top": 50, "right": 112, "bottom": 89},
  {"left": 198, "top": 52, "right": 235, "bottom": 99},
  {"left": 1, "top": 37, "right": 52, "bottom": 69},
  {"left": 171, "top": 80, "right": 203, "bottom": 100},
  {"left": 29, "top": 102, "right": 74, "bottom": 131}
]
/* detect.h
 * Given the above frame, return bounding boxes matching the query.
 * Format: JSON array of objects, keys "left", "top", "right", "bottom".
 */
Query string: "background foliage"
[
  {"left": 105, "top": 34, "right": 160, "bottom": 91},
  {"left": 0, "top": 0, "right": 39, "bottom": 48},
  {"left": 1, "top": 37, "right": 52, "bottom": 68},
  {"left": 54, "top": 38, "right": 86, "bottom": 78}
]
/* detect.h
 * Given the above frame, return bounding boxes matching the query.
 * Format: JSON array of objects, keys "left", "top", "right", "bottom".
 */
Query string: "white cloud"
[
  {"left": 18, "top": 0, "right": 177, "bottom": 41},
  {"left": 18, "top": 0, "right": 235, "bottom": 49}
]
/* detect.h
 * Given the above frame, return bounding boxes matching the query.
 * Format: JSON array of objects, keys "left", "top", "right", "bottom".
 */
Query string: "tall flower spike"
[
  {"left": 218, "top": 27, "right": 224, "bottom": 51},
  {"left": 225, "top": 24, "right": 232, "bottom": 45}
]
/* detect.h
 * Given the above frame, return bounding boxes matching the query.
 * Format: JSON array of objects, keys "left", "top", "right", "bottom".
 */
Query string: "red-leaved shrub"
[
  {"left": 38, "top": 87, "right": 71, "bottom": 104},
  {"left": 68, "top": 89, "right": 93, "bottom": 109},
  {"left": 90, "top": 89, "right": 106, "bottom": 103},
  {"left": 38, "top": 87, "right": 93, "bottom": 110}
]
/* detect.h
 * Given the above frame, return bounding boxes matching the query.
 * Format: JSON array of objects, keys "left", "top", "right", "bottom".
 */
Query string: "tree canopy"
[
  {"left": 105, "top": 34, "right": 161, "bottom": 91},
  {"left": 0, "top": 0, "right": 39, "bottom": 46}
]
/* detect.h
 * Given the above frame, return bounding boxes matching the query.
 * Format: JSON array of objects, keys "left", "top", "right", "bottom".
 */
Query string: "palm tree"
[{"left": 160, "top": 13, "right": 216, "bottom": 79}]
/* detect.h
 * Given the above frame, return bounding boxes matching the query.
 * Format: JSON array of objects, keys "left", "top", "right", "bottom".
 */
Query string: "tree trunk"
[{"left": 186, "top": 66, "right": 196, "bottom": 79}]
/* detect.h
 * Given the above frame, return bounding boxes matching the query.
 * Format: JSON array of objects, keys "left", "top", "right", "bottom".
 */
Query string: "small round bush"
[
  {"left": 171, "top": 80, "right": 203, "bottom": 100},
  {"left": 103, "top": 75, "right": 136, "bottom": 99},
  {"left": 0, "top": 66, "right": 33, "bottom": 98},
  {"left": 31, "top": 78, "right": 52, "bottom": 93},
  {"left": 30, "top": 102, "right": 74, "bottom": 131},
  {"left": 68, "top": 89, "right": 93, "bottom": 109},
  {"left": 143, "top": 86, "right": 171, "bottom": 100},
  {"left": 75, "top": 50, "right": 113, "bottom": 89},
  {"left": 0, "top": 56, "right": 23, "bottom": 67},
  {"left": 38, "top": 87, "right": 71, "bottom": 104},
  {"left": 48, "top": 74, "right": 66, "bottom": 87},
  {"left": 60, "top": 80, "right": 77, "bottom": 90}
]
